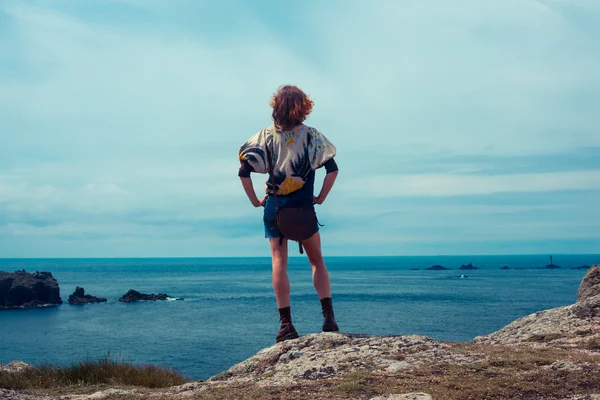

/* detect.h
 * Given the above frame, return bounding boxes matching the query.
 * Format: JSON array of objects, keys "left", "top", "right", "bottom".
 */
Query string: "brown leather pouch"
[
  {"left": 276, "top": 205, "right": 318, "bottom": 243},
  {"left": 266, "top": 141, "right": 320, "bottom": 254}
]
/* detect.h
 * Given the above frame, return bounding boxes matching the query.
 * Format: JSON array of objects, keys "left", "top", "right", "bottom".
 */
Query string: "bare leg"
[
  {"left": 270, "top": 238, "right": 290, "bottom": 308},
  {"left": 302, "top": 232, "right": 332, "bottom": 299}
]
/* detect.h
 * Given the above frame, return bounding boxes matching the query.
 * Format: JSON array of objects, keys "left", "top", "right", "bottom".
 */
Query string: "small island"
[
  {"left": 459, "top": 263, "right": 479, "bottom": 270},
  {"left": 68, "top": 286, "right": 107, "bottom": 305},
  {"left": 119, "top": 289, "right": 184, "bottom": 302},
  {"left": 425, "top": 265, "right": 450, "bottom": 271},
  {"left": 543, "top": 255, "right": 561, "bottom": 269},
  {"left": 0, "top": 270, "right": 62, "bottom": 309}
]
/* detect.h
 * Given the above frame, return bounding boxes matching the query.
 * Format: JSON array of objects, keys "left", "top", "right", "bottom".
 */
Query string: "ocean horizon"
[{"left": 1, "top": 254, "right": 598, "bottom": 380}]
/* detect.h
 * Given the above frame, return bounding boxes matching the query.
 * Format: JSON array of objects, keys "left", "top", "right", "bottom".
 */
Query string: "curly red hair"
[{"left": 270, "top": 85, "right": 314, "bottom": 131}]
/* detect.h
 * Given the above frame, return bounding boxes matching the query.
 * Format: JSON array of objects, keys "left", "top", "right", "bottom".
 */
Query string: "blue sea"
[{"left": 0, "top": 255, "right": 597, "bottom": 380}]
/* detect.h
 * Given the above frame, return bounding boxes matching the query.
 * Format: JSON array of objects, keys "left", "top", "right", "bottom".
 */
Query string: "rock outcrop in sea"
[
  {"left": 458, "top": 263, "right": 478, "bottom": 270},
  {"left": 118, "top": 289, "right": 184, "bottom": 302},
  {"left": 0, "top": 270, "right": 62, "bottom": 309},
  {"left": 68, "top": 286, "right": 107, "bottom": 305},
  {"left": 424, "top": 265, "right": 450, "bottom": 270},
  {"left": 543, "top": 255, "right": 561, "bottom": 269}
]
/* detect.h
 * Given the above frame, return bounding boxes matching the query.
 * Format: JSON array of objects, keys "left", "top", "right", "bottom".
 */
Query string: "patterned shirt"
[{"left": 238, "top": 124, "right": 337, "bottom": 196}]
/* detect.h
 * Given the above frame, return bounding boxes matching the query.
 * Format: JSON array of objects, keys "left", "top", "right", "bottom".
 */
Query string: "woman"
[{"left": 238, "top": 85, "right": 340, "bottom": 343}]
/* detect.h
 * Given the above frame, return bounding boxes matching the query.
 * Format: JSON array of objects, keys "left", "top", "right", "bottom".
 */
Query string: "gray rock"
[
  {"left": 571, "top": 295, "right": 600, "bottom": 319},
  {"left": 545, "top": 360, "right": 585, "bottom": 371},
  {"left": 73, "top": 389, "right": 136, "bottom": 399},
  {"left": 578, "top": 265, "right": 600, "bottom": 301},
  {"left": 210, "top": 332, "right": 482, "bottom": 387},
  {"left": 0, "top": 361, "right": 32, "bottom": 373},
  {"left": 279, "top": 347, "right": 303, "bottom": 363},
  {"left": 386, "top": 361, "right": 410, "bottom": 372}
]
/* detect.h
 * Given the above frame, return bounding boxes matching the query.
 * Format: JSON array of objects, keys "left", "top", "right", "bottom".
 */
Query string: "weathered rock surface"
[
  {"left": 0, "top": 361, "right": 32, "bottom": 373},
  {"left": 73, "top": 389, "right": 136, "bottom": 400},
  {"left": 0, "top": 270, "right": 62, "bottom": 309},
  {"left": 208, "top": 333, "right": 483, "bottom": 387},
  {"left": 68, "top": 286, "right": 107, "bottom": 305},
  {"left": 118, "top": 289, "right": 184, "bottom": 302},
  {"left": 474, "top": 265, "right": 600, "bottom": 346},
  {"left": 579, "top": 265, "right": 600, "bottom": 300}
]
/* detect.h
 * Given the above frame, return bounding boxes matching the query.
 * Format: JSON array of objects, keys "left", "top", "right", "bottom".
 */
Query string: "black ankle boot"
[
  {"left": 320, "top": 297, "right": 339, "bottom": 332},
  {"left": 276, "top": 307, "right": 299, "bottom": 343}
]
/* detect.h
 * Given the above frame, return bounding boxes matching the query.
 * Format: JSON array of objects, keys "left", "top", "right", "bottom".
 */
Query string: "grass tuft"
[
  {"left": 0, "top": 354, "right": 188, "bottom": 390},
  {"left": 526, "top": 333, "right": 565, "bottom": 342},
  {"left": 330, "top": 370, "right": 377, "bottom": 398}
]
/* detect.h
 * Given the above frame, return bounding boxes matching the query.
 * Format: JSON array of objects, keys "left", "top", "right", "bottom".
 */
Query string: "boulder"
[
  {"left": 68, "top": 286, "right": 107, "bottom": 305},
  {"left": 424, "top": 265, "right": 450, "bottom": 271},
  {"left": 0, "top": 270, "right": 62, "bottom": 309},
  {"left": 0, "top": 361, "right": 32, "bottom": 373},
  {"left": 577, "top": 265, "right": 600, "bottom": 301},
  {"left": 118, "top": 289, "right": 184, "bottom": 302},
  {"left": 209, "top": 333, "right": 482, "bottom": 387},
  {"left": 459, "top": 263, "right": 478, "bottom": 270}
]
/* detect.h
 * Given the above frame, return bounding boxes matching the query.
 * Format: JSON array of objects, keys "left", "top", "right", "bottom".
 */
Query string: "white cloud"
[
  {"left": 342, "top": 171, "right": 600, "bottom": 197},
  {"left": 0, "top": 0, "right": 599, "bottom": 256}
]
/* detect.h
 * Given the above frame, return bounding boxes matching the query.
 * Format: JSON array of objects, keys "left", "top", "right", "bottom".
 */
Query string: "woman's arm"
[
  {"left": 240, "top": 177, "right": 267, "bottom": 207},
  {"left": 314, "top": 171, "right": 338, "bottom": 205},
  {"left": 238, "top": 160, "right": 266, "bottom": 207}
]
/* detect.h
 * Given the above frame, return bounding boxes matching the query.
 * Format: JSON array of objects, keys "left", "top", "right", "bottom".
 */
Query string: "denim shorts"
[{"left": 263, "top": 195, "right": 319, "bottom": 239}]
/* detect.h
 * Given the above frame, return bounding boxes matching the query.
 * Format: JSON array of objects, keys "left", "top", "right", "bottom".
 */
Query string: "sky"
[{"left": 0, "top": 0, "right": 599, "bottom": 258}]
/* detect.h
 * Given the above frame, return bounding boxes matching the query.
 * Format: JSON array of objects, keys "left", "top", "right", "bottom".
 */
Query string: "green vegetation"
[
  {"left": 0, "top": 354, "right": 188, "bottom": 392},
  {"left": 526, "top": 333, "right": 566, "bottom": 342}
]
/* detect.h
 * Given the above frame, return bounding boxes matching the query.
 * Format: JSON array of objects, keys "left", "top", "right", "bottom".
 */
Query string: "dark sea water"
[{"left": 0, "top": 255, "right": 597, "bottom": 380}]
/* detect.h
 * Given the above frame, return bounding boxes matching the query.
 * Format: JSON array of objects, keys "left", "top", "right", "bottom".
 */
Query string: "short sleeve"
[
  {"left": 238, "top": 160, "right": 254, "bottom": 177},
  {"left": 323, "top": 158, "right": 338, "bottom": 173},
  {"left": 307, "top": 128, "right": 336, "bottom": 170},
  {"left": 238, "top": 128, "right": 270, "bottom": 174}
]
